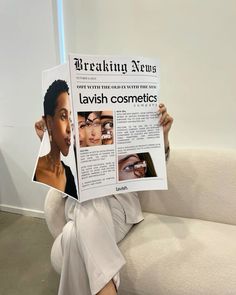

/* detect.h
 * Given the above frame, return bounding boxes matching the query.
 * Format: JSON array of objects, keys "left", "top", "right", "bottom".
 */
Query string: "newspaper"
[{"left": 33, "top": 54, "right": 167, "bottom": 202}]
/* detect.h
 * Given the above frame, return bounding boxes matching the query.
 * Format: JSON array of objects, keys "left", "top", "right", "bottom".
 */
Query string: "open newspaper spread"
[{"left": 33, "top": 54, "right": 167, "bottom": 202}]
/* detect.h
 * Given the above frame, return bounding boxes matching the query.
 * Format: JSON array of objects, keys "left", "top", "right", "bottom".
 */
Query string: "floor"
[{"left": 0, "top": 211, "right": 60, "bottom": 295}]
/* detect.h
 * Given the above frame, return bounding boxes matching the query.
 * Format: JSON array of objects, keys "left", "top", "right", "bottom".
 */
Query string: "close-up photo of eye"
[
  {"left": 118, "top": 153, "right": 157, "bottom": 181},
  {"left": 102, "top": 121, "right": 113, "bottom": 129},
  {"left": 123, "top": 163, "right": 136, "bottom": 172},
  {"left": 79, "top": 123, "right": 86, "bottom": 129}
]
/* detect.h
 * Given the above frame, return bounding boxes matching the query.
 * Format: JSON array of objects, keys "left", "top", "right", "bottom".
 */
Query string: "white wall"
[
  {"left": 63, "top": 0, "right": 236, "bottom": 148},
  {"left": 0, "top": 0, "right": 59, "bottom": 213},
  {"left": 1, "top": 0, "right": 235, "bottom": 213}
]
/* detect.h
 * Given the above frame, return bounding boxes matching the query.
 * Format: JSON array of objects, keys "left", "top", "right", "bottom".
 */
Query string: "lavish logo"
[{"left": 116, "top": 186, "right": 128, "bottom": 192}]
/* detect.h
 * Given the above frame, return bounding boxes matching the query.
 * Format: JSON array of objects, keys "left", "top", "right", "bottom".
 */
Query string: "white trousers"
[{"left": 56, "top": 196, "right": 133, "bottom": 295}]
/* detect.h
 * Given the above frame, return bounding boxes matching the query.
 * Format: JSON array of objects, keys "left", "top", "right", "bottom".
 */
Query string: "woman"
[
  {"left": 84, "top": 111, "right": 102, "bottom": 146},
  {"left": 35, "top": 103, "right": 173, "bottom": 295},
  {"left": 34, "top": 79, "right": 77, "bottom": 199}
]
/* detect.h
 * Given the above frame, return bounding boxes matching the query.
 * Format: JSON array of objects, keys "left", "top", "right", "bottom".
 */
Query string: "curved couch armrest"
[{"left": 44, "top": 188, "right": 66, "bottom": 239}]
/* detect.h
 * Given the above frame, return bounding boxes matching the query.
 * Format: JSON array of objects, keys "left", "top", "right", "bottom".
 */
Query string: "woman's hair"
[
  {"left": 84, "top": 111, "right": 102, "bottom": 121},
  {"left": 137, "top": 152, "right": 157, "bottom": 177},
  {"left": 77, "top": 112, "right": 86, "bottom": 119},
  {"left": 43, "top": 80, "right": 69, "bottom": 117}
]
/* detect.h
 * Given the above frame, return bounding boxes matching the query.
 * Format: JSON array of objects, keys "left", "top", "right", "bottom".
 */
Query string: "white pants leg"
[
  {"left": 108, "top": 196, "right": 133, "bottom": 244},
  {"left": 58, "top": 221, "right": 91, "bottom": 295},
  {"left": 57, "top": 196, "right": 133, "bottom": 295}
]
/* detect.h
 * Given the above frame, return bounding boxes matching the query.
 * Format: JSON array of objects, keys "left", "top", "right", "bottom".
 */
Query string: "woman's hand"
[
  {"left": 35, "top": 118, "right": 46, "bottom": 142},
  {"left": 158, "top": 103, "right": 173, "bottom": 150}
]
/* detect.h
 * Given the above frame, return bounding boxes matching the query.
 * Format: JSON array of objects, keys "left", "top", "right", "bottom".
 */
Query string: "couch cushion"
[
  {"left": 139, "top": 149, "right": 236, "bottom": 226},
  {"left": 118, "top": 212, "right": 236, "bottom": 295}
]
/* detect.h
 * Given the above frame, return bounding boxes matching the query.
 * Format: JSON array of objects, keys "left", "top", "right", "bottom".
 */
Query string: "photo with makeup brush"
[
  {"left": 118, "top": 152, "right": 157, "bottom": 181},
  {"left": 77, "top": 110, "right": 114, "bottom": 147}
]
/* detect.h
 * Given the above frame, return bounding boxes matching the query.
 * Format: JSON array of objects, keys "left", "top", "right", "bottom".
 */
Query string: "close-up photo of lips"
[
  {"left": 33, "top": 79, "right": 78, "bottom": 199},
  {"left": 77, "top": 110, "right": 114, "bottom": 147}
]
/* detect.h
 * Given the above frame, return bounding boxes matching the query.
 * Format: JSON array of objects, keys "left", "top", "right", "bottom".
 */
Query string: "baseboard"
[{"left": 0, "top": 204, "right": 45, "bottom": 219}]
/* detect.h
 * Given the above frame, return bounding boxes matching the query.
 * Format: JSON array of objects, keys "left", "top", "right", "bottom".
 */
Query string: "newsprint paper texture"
[{"left": 33, "top": 54, "right": 167, "bottom": 202}]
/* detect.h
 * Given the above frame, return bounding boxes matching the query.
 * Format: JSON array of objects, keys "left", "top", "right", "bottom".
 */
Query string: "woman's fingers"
[
  {"left": 35, "top": 118, "right": 46, "bottom": 141},
  {"left": 158, "top": 103, "right": 167, "bottom": 125},
  {"left": 158, "top": 103, "right": 167, "bottom": 116},
  {"left": 158, "top": 103, "right": 173, "bottom": 130}
]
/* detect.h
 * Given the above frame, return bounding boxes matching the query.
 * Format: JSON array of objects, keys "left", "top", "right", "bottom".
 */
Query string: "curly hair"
[{"left": 43, "top": 80, "right": 69, "bottom": 117}]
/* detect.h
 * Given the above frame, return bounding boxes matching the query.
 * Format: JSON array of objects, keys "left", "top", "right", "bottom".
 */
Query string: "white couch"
[{"left": 45, "top": 149, "right": 236, "bottom": 295}]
